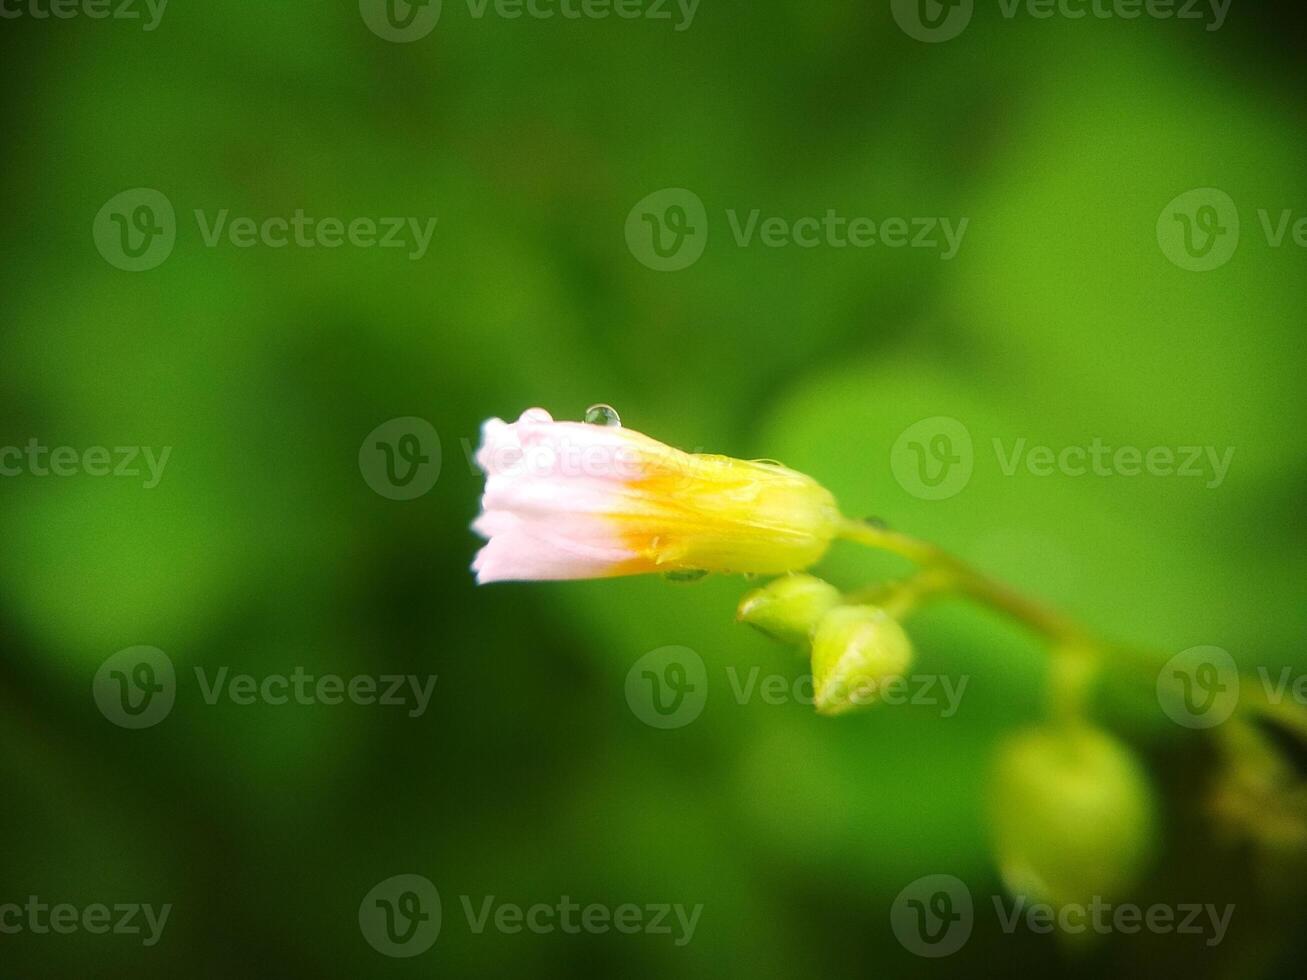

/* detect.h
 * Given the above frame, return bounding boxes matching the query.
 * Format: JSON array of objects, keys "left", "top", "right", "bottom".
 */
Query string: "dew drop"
[
  {"left": 664, "top": 569, "right": 709, "bottom": 583},
  {"left": 584, "top": 404, "right": 622, "bottom": 427}
]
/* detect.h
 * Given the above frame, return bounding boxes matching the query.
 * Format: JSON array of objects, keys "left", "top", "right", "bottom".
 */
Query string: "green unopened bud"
[
  {"left": 988, "top": 726, "right": 1155, "bottom": 914},
  {"left": 810, "top": 606, "right": 913, "bottom": 716},
  {"left": 737, "top": 574, "right": 842, "bottom": 646}
]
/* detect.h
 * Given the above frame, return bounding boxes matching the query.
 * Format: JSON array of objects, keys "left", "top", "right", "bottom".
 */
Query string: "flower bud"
[
  {"left": 473, "top": 408, "right": 842, "bottom": 582},
  {"left": 810, "top": 606, "right": 913, "bottom": 716},
  {"left": 987, "top": 726, "right": 1155, "bottom": 913},
  {"left": 737, "top": 574, "right": 843, "bottom": 646}
]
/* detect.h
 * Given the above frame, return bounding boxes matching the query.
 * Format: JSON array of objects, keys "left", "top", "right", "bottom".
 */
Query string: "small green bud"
[
  {"left": 810, "top": 606, "right": 913, "bottom": 716},
  {"left": 988, "top": 726, "right": 1155, "bottom": 913},
  {"left": 736, "top": 574, "right": 842, "bottom": 646}
]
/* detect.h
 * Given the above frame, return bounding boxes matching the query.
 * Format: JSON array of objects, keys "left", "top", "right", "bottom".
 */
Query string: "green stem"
[
  {"left": 838, "top": 517, "right": 1105, "bottom": 723},
  {"left": 835, "top": 520, "right": 1307, "bottom": 755},
  {"left": 837, "top": 518, "right": 1092, "bottom": 647}
]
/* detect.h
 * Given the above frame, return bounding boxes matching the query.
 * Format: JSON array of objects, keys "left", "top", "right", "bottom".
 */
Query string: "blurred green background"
[{"left": 2, "top": 1, "right": 1305, "bottom": 976}]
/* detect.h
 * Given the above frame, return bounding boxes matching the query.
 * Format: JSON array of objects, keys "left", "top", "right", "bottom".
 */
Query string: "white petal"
[{"left": 471, "top": 510, "right": 634, "bottom": 583}]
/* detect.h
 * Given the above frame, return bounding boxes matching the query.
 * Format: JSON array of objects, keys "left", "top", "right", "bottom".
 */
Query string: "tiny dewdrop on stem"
[{"left": 471, "top": 407, "right": 1307, "bottom": 913}]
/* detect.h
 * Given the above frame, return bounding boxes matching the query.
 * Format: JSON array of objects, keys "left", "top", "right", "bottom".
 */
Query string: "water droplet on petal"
[
  {"left": 664, "top": 569, "right": 709, "bottom": 583},
  {"left": 584, "top": 404, "right": 622, "bottom": 427}
]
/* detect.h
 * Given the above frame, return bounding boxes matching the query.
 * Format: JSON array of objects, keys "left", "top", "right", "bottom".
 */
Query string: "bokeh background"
[{"left": 2, "top": 1, "right": 1305, "bottom": 976}]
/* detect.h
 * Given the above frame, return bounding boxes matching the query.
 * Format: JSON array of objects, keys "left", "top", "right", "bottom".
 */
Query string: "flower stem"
[
  {"left": 838, "top": 517, "right": 1109, "bottom": 725},
  {"left": 837, "top": 518, "right": 1093, "bottom": 647}
]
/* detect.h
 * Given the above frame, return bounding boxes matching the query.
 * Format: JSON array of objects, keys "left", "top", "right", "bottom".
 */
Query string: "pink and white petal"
[
  {"left": 476, "top": 410, "right": 682, "bottom": 485},
  {"left": 474, "top": 408, "right": 555, "bottom": 477},
  {"left": 471, "top": 511, "right": 636, "bottom": 583},
  {"left": 481, "top": 472, "right": 665, "bottom": 519}
]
